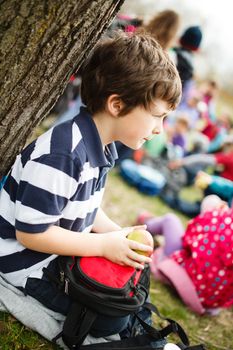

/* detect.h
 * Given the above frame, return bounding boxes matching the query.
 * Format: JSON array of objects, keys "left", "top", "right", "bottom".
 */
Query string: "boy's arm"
[
  {"left": 16, "top": 225, "right": 152, "bottom": 269},
  {"left": 92, "top": 207, "right": 121, "bottom": 232},
  {"left": 16, "top": 226, "right": 107, "bottom": 256}
]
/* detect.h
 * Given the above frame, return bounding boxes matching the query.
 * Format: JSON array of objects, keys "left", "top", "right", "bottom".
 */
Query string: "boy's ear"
[{"left": 106, "top": 94, "right": 123, "bottom": 117}]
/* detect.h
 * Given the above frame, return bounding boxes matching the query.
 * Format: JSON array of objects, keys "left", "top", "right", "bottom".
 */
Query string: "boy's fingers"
[
  {"left": 128, "top": 249, "right": 152, "bottom": 264},
  {"left": 129, "top": 240, "right": 153, "bottom": 253},
  {"left": 124, "top": 257, "right": 145, "bottom": 270},
  {"left": 121, "top": 225, "right": 147, "bottom": 236},
  {"left": 121, "top": 227, "right": 134, "bottom": 236},
  {"left": 131, "top": 224, "right": 147, "bottom": 230}
]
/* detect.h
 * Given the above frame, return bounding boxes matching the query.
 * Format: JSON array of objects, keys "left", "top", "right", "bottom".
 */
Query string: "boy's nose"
[{"left": 152, "top": 120, "right": 163, "bottom": 134}]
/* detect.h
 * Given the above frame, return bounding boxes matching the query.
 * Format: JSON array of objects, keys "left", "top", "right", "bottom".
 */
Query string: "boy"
[{"left": 0, "top": 31, "right": 181, "bottom": 337}]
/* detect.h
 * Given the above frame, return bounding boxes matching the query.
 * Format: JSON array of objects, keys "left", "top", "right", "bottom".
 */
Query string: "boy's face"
[{"left": 115, "top": 100, "right": 170, "bottom": 150}]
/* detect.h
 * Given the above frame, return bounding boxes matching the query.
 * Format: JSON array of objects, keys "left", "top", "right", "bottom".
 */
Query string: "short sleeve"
[{"left": 15, "top": 154, "right": 80, "bottom": 233}]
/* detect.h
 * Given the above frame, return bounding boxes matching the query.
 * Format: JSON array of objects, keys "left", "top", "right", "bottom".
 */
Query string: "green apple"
[{"left": 127, "top": 230, "right": 154, "bottom": 256}]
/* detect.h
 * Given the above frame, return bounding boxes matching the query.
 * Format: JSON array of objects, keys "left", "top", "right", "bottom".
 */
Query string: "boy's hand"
[{"left": 100, "top": 225, "right": 153, "bottom": 270}]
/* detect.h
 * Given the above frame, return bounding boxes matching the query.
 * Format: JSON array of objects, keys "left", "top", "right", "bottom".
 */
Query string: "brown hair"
[
  {"left": 81, "top": 31, "right": 181, "bottom": 116},
  {"left": 144, "top": 10, "right": 180, "bottom": 50}
]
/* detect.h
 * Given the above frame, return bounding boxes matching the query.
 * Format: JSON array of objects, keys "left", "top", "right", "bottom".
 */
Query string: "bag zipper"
[
  {"left": 64, "top": 278, "right": 69, "bottom": 294},
  {"left": 74, "top": 260, "right": 137, "bottom": 296}
]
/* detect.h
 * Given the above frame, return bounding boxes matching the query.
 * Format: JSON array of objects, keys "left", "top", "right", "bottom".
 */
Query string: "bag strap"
[
  {"left": 139, "top": 302, "right": 189, "bottom": 345},
  {"left": 79, "top": 334, "right": 163, "bottom": 349},
  {"left": 79, "top": 335, "right": 205, "bottom": 350},
  {"left": 78, "top": 303, "right": 205, "bottom": 350},
  {"left": 56, "top": 301, "right": 205, "bottom": 350},
  {"left": 55, "top": 302, "right": 97, "bottom": 349},
  {"left": 178, "top": 344, "right": 206, "bottom": 350},
  {"left": 134, "top": 303, "right": 205, "bottom": 350}
]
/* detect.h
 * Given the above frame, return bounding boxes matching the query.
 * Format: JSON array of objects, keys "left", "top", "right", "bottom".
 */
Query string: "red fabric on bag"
[{"left": 79, "top": 257, "right": 142, "bottom": 288}]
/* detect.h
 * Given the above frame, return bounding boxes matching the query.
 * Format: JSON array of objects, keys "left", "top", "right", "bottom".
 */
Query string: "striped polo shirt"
[{"left": 0, "top": 107, "right": 117, "bottom": 288}]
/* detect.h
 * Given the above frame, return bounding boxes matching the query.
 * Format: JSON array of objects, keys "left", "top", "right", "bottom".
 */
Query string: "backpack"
[
  {"left": 119, "top": 159, "right": 166, "bottom": 195},
  {"left": 44, "top": 256, "right": 205, "bottom": 350},
  {"left": 142, "top": 156, "right": 187, "bottom": 194}
]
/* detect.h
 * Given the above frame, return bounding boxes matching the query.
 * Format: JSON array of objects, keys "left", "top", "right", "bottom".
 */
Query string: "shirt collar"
[{"left": 74, "top": 107, "right": 118, "bottom": 168}]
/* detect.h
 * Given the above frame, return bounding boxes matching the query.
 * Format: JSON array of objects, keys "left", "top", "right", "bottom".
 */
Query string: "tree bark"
[{"left": 0, "top": 0, "right": 125, "bottom": 175}]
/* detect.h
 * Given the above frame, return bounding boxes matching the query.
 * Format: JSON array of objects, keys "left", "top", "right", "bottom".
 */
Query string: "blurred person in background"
[
  {"left": 173, "top": 25, "right": 202, "bottom": 88},
  {"left": 161, "top": 134, "right": 233, "bottom": 217},
  {"left": 137, "top": 195, "right": 233, "bottom": 316},
  {"left": 144, "top": 9, "right": 180, "bottom": 50},
  {"left": 195, "top": 170, "right": 233, "bottom": 206},
  {"left": 169, "top": 133, "right": 233, "bottom": 183}
]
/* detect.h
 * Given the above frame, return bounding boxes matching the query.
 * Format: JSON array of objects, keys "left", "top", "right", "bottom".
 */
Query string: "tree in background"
[{"left": 0, "top": 0, "right": 125, "bottom": 175}]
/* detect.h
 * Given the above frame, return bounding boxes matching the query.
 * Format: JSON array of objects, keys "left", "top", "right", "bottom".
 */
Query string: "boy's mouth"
[{"left": 144, "top": 135, "right": 154, "bottom": 141}]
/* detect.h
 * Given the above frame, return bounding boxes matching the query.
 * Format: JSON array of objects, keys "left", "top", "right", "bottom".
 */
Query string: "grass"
[
  {"left": 0, "top": 313, "right": 52, "bottom": 350},
  {"left": 1, "top": 170, "right": 232, "bottom": 350}
]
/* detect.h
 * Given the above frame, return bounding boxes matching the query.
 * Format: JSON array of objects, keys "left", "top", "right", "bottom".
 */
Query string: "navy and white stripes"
[{"left": 0, "top": 107, "right": 117, "bottom": 287}]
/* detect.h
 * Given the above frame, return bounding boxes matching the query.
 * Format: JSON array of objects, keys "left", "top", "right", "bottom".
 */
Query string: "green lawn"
[{"left": 0, "top": 170, "right": 232, "bottom": 350}]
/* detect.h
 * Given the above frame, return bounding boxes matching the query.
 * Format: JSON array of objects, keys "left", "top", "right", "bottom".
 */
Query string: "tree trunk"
[{"left": 0, "top": 0, "right": 125, "bottom": 175}]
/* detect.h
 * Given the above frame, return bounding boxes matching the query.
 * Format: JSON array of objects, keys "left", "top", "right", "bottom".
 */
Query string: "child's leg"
[
  {"left": 145, "top": 213, "right": 184, "bottom": 256},
  {"left": 25, "top": 270, "right": 130, "bottom": 337},
  {"left": 90, "top": 315, "right": 130, "bottom": 337}
]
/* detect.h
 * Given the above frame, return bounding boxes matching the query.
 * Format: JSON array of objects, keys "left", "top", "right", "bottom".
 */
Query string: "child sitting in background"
[
  {"left": 195, "top": 170, "right": 233, "bottom": 205},
  {"left": 137, "top": 195, "right": 233, "bottom": 315},
  {"left": 173, "top": 25, "right": 202, "bottom": 96},
  {"left": 199, "top": 80, "right": 219, "bottom": 121},
  {"left": 166, "top": 114, "right": 189, "bottom": 158},
  {"left": 169, "top": 133, "right": 233, "bottom": 182},
  {"left": 143, "top": 9, "right": 180, "bottom": 51}
]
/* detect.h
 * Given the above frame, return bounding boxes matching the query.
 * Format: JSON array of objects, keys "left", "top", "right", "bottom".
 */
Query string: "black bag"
[
  {"left": 62, "top": 255, "right": 149, "bottom": 317},
  {"left": 44, "top": 256, "right": 205, "bottom": 350},
  {"left": 44, "top": 255, "right": 149, "bottom": 347}
]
